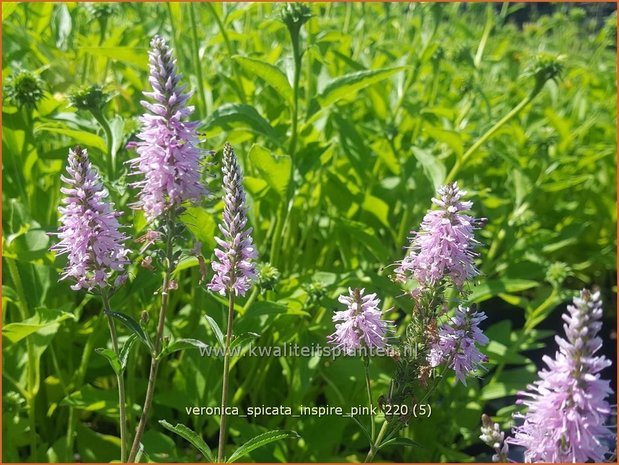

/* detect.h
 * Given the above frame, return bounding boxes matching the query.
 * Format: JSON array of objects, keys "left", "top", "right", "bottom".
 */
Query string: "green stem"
[
  {"left": 269, "top": 203, "right": 287, "bottom": 268},
  {"left": 445, "top": 92, "right": 535, "bottom": 184},
  {"left": 217, "top": 292, "right": 236, "bottom": 462},
  {"left": 288, "top": 26, "right": 302, "bottom": 157},
  {"left": 67, "top": 314, "right": 104, "bottom": 461},
  {"left": 364, "top": 420, "right": 389, "bottom": 463},
  {"left": 127, "top": 216, "right": 176, "bottom": 462},
  {"left": 91, "top": 109, "right": 115, "bottom": 179},
  {"left": 7, "top": 259, "right": 38, "bottom": 460},
  {"left": 102, "top": 292, "right": 128, "bottom": 462},
  {"left": 189, "top": 3, "right": 208, "bottom": 118},
  {"left": 362, "top": 355, "right": 376, "bottom": 442},
  {"left": 206, "top": 3, "right": 246, "bottom": 103},
  {"left": 241, "top": 287, "right": 259, "bottom": 315}
]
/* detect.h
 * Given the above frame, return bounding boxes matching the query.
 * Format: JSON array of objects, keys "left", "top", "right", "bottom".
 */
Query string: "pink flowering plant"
[{"left": 3, "top": 3, "right": 617, "bottom": 464}]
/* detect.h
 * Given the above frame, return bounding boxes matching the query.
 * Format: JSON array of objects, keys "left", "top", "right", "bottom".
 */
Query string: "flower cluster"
[
  {"left": 208, "top": 143, "right": 257, "bottom": 297},
  {"left": 329, "top": 288, "right": 390, "bottom": 353},
  {"left": 507, "top": 289, "right": 614, "bottom": 462},
  {"left": 396, "top": 183, "right": 481, "bottom": 290},
  {"left": 129, "top": 35, "right": 207, "bottom": 222},
  {"left": 428, "top": 306, "right": 489, "bottom": 385},
  {"left": 51, "top": 147, "right": 130, "bottom": 291}
]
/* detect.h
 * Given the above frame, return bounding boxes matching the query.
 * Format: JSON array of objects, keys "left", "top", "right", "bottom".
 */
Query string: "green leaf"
[
  {"left": 95, "top": 348, "right": 121, "bottom": 376},
  {"left": 317, "top": 67, "right": 405, "bottom": 109},
  {"left": 412, "top": 147, "right": 446, "bottom": 190},
  {"left": 378, "top": 437, "right": 422, "bottom": 451},
  {"left": 204, "top": 315, "right": 225, "bottom": 349},
  {"left": 469, "top": 279, "right": 539, "bottom": 304},
  {"left": 362, "top": 194, "right": 390, "bottom": 227},
  {"left": 159, "top": 420, "right": 215, "bottom": 462},
  {"left": 107, "top": 311, "right": 153, "bottom": 352},
  {"left": 229, "top": 332, "right": 260, "bottom": 352},
  {"left": 233, "top": 56, "right": 294, "bottom": 107},
  {"left": 158, "top": 338, "right": 210, "bottom": 360},
  {"left": 205, "top": 104, "right": 278, "bottom": 143},
  {"left": 80, "top": 46, "right": 148, "bottom": 69},
  {"left": 119, "top": 334, "right": 138, "bottom": 371},
  {"left": 34, "top": 125, "right": 107, "bottom": 152},
  {"left": 226, "top": 430, "right": 299, "bottom": 463},
  {"left": 424, "top": 126, "right": 464, "bottom": 156},
  {"left": 2, "top": 308, "right": 75, "bottom": 344},
  {"left": 348, "top": 415, "right": 373, "bottom": 446},
  {"left": 248, "top": 144, "right": 292, "bottom": 199}
]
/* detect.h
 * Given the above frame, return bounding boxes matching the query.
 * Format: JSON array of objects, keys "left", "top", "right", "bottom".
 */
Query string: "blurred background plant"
[{"left": 2, "top": 2, "right": 616, "bottom": 462}]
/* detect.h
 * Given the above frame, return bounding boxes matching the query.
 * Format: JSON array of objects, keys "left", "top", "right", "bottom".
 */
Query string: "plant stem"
[
  {"left": 91, "top": 109, "right": 115, "bottom": 179},
  {"left": 288, "top": 22, "right": 302, "bottom": 157},
  {"left": 127, "top": 216, "right": 176, "bottom": 462},
  {"left": 217, "top": 292, "right": 236, "bottom": 462},
  {"left": 189, "top": 3, "right": 208, "bottom": 118},
  {"left": 445, "top": 92, "right": 534, "bottom": 184},
  {"left": 365, "top": 420, "right": 389, "bottom": 463},
  {"left": 206, "top": 2, "right": 246, "bottom": 103},
  {"left": 7, "top": 258, "right": 38, "bottom": 460},
  {"left": 362, "top": 355, "right": 376, "bottom": 442},
  {"left": 102, "top": 292, "right": 128, "bottom": 462},
  {"left": 67, "top": 313, "right": 104, "bottom": 461}
]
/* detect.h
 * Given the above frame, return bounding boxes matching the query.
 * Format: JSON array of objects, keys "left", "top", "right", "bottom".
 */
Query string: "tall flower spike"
[
  {"left": 51, "top": 147, "right": 130, "bottom": 291},
  {"left": 208, "top": 143, "right": 257, "bottom": 297},
  {"left": 396, "top": 182, "right": 482, "bottom": 289},
  {"left": 428, "top": 306, "right": 489, "bottom": 385},
  {"left": 328, "top": 288, "right": 390, "bottom": 353},
  {"left": 507, "top": 289, "right": 614, "bottom": 462},
  {"left": 129, "top": 35, "right": 207, "bottom": 222}
]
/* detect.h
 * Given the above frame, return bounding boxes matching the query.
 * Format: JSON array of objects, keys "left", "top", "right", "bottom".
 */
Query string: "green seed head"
[
  {"left": 6, "top": 71, "right": 44, "bottom": 109},
  {"left": 69, "top": 84, "right": 110, "bottom": 112},
  {"left": 280, "top": 3, "right": 312, "bottom": 35},
  {"left": 256, "top": 262, "right": 280, "bottom": 291},
  {"left": 526, "top": 52, "right": 565, "bottom": 91}
]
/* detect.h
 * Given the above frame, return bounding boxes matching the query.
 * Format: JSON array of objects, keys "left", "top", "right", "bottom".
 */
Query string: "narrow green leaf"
[
  {"left": 469, "top": 279, "right": 539, "bottom": 304},
  {"left": 229, "top": 332, "right": 260, "bottom": 353},
  {"left": 412, "top": 147, "right": 446, "bottom": 190},
  {"left": 119, "top": 334, "right": 138, "bottom": 371},
  {"left": 80, "top": 46, "right": 148, "bottom": 69},
  {"left": 424, "top": 126, "right": 464, "bottom": 156},
  {"left": 2, "top": 308, "right": 75, "bottom": 343},
  {"left": 204, "top": 103, "right": 278, "bottom": 144},
  {"left": 159, "top": 420, "right": 215, "bottom": 462},
  {"left": 158, "top": 338, "right": 210, "bottom": 360},
  {"left": 248, "top": 144, "right": 292, "bottom": 199},
  {"left": 34, "top": 126, "right": 107, "bottom": 152},
  {"left": 317, "top": 67, "right": 405, "bottom": 109},
  {"left": 204, "top": 315, "right": 225, "bottom": 349},
  {"left": 233, "top": 56, "right": 294, "bottom": 107},
  {"left": 95, "top": 347, "right": 121, "bottom": 375},
  {"left": 107, "top": 311, "right": 153, "bottom": 352},
  {"left": 378, "top": 437, "right": 422, "bottom": 451},
  {"left": 226, "top": 430, "right": 299, "bottom": 463},
  {"left": 348, "top": 415, "right": 373, "bottom": 446}
]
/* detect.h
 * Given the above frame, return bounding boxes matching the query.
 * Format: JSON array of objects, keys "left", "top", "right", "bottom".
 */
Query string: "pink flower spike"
[
  {"left": 396, "top": 183, "right": 482, "bottom": 290},
  {"left": 207, "top": 143, "right": 257, "bottom": 297},
  {"left": 507, "top": 289, "right": 615, "bottom": 462},
  {"left": 51, "top": 147, "right": 130, "bottom": 291},
  {"left": 128, "top": 36, "right": 208, "bottom": 222}
]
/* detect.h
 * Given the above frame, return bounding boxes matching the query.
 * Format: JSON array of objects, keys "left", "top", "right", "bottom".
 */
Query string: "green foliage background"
[{"left": 2, "top": 2, "right": 617, "bottom": 462}]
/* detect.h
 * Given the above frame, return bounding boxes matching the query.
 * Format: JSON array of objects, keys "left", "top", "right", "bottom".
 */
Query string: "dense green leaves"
[{"left": 2, "top": 2, "right": 616, "bottom": 463}]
